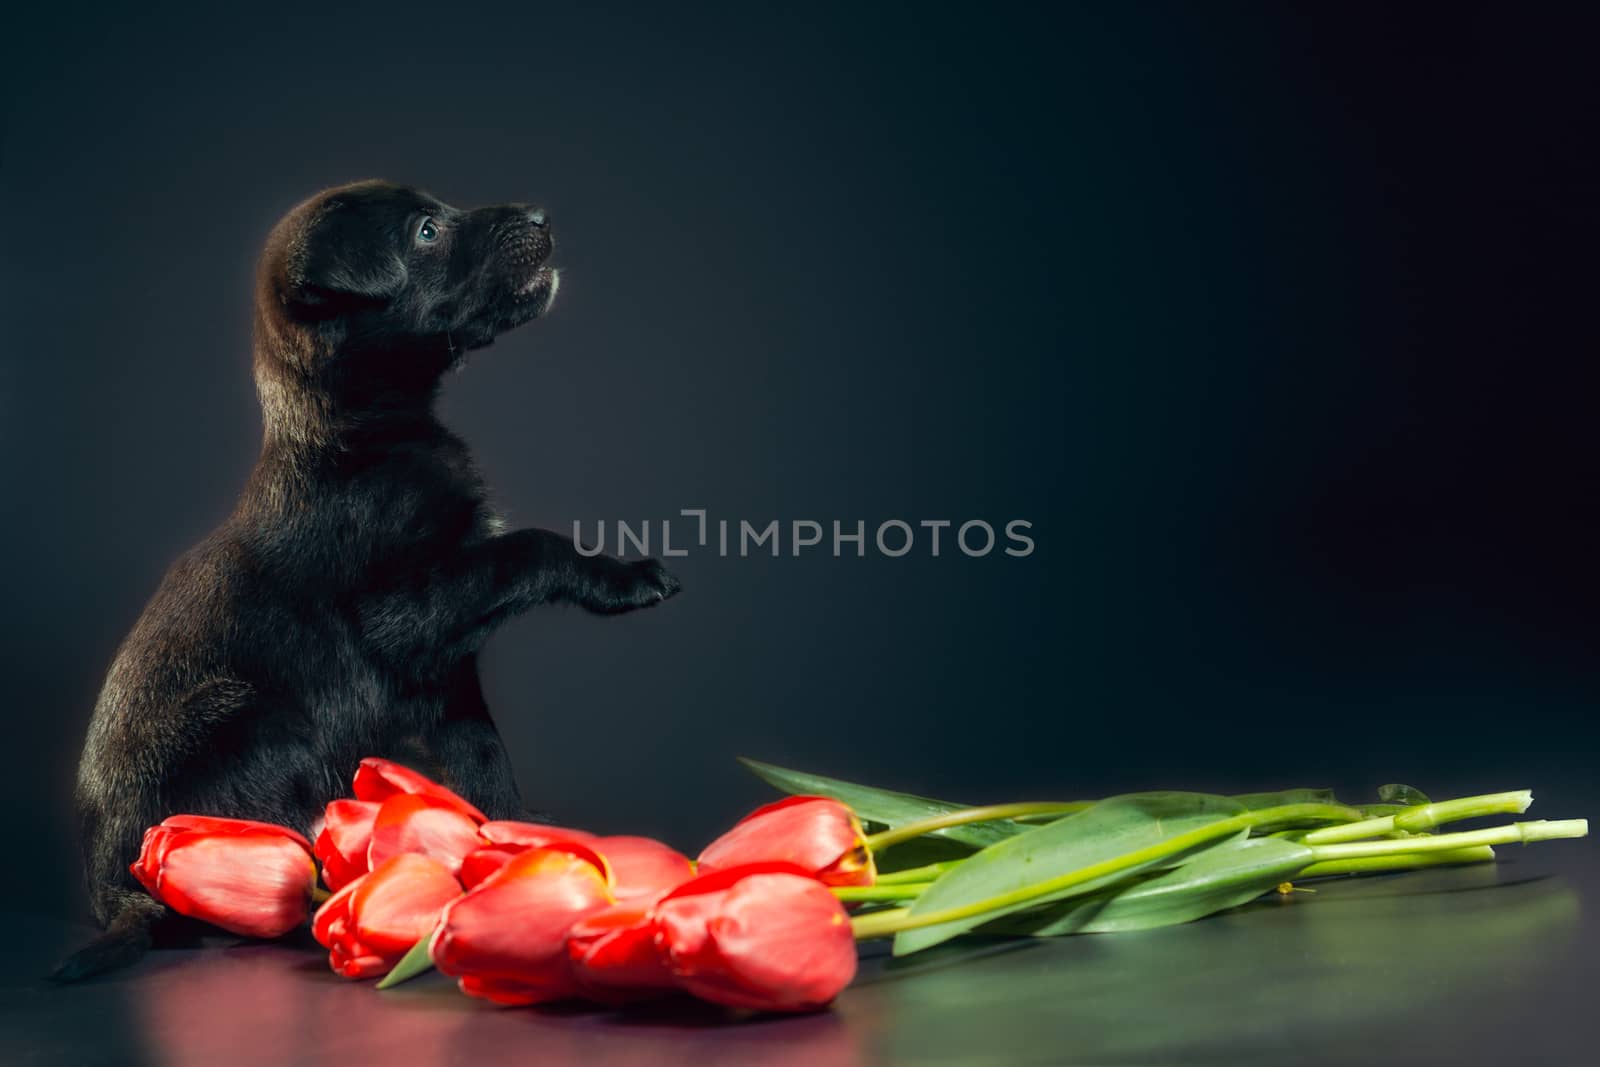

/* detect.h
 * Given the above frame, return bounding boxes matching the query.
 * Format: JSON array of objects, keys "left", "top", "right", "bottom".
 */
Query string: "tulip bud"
[
  {"left": 312, "top": 853, "right": 463, "bottom": 979},
  {"left": 313, "top": 799, "right": 380, "bottom": 892},
  {"left": 697, "top": 797, "right": 876, "bottom": 887},
  {"left": 654, "top": 862, "right": 858, "bottom": 1013},
  {"left": 460, "top": 822, "right": 600, "bottom": 890},
  {"left": 430, "top": 844, "right": 613, "bottom": 1006},
  {"left": 368, "top": 794, "right": 483, "bottom": 877},
  {"left": 351, "top": 758, "right": 487, "bottom": 823},
  {"left": 592, "top": 836, "right": 696, "bottom": 902},
  {"left": 131, "top": 815, "right": 316, "bottom": 938},
  {"left": 472, "top": 825, "right": 693, "bottom": 902},
  {"left": 566, "top": 902, "right": 676, "bottom": 1000}
]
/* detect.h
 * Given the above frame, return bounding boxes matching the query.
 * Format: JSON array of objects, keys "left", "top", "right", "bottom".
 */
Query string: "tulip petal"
[
  {"left": 131, "top": 824, "right": 179, "bottom": 895},
  {"left": 656, "top": 865, "right": 858, "bottom": 1013},
  {"left": 351, "top": 757, "right": 487, "bottom": 823},
  {"left": 312, "top": 878, "right": 362, "bottom": 948},
  {"left": 368, "top": 794, "right": 483, "bottom": 876},
  {"left": 700, "top": 876, "right": 856, "bottom": 1010},
  {"left": 313, "top": 857, "right": 462, "bottom": 980},
  {"left": 459, "top": 845, "right": 522, "bottom": 890},
  {"left": 314, "top": 799, "right": 380, "bottom": 891},
  {"left": 593, "top": 836, "right": 695, "bottom": 902},
  {"left": 155, "top": 814, "right": 313, "bottom": 850},
  {"left": 696, "top": 796, "right": 875, "bottom": 887},
  {"left": 336, "top": 951, "right": 392, "bottom": 979},
  {"left": 567, "top": 902, "right": 675, "bottom": 999},
  {"left": 651, "top": 862, "right": 813, "bottom": 967},
  {"left": 429, "top": 847, "right": 612, "bottom": 1006},
  {"left": 132, "top": 815, "right": 315, "bottom": 903},
  {"left": 463, "top": 825, "right": 611, "bottom": 891},
  {"left": 155, "top": 830, "right": 315, "bottom": 938},
  {"left": 350, "top": 854, "right": 463, "bottom": 955},
  {"left": 478, "top": 821, "right": 598, "bottom": 849}
]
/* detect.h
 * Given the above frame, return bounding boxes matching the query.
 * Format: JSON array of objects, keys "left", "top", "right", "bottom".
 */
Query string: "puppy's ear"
[{"left": 286, "top": 201, "right": 407, "bottom": 310}]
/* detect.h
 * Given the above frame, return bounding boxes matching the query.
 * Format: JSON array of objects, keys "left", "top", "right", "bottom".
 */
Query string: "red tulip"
[
  {"left": 593, "top": 836, "right": 696, "bottom": 902},
  {"left": 429, "top": 844, "right": 613, "bottom": 1006},
  {"left": 456, "top": 819, "right": 594, "bottom": 891},
  {"left": 130, "top": 815, "right": 315, "bottom": 938},
  {"left": 367, "top": 794, "right": 482, "bottom": 876},
  {"left": 313, "top": 799, "right": 380, "bottom": 892},
  {"left": 313, "top": 764, "right": 485, "bottom": 891},
  {"left": 654, "top": 863, "right": 858, "bottom": 1013},
  {"left": 351, "top": 757, "right": 486, "bottom": 823},
  {"left": 312, "top": 853, "right": 463, "bottom": 979},
  {"left": 696, "top": 796, "right": 876, "bottom": 887},
  {"left": 466, "top": 827, "right": 692, "bottom": 902},
  {"left": 459, "top": 844, "right": 525, "bottom": 890},
  {"left": 566, "top": 902, "right": 676, "bottom": 1000}
]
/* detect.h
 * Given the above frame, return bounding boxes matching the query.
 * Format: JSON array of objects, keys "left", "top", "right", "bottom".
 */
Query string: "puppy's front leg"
[
  {"left": 475, "top": 527, "right": 681, "bottom": 618},
  {"left": 429, "top": 707, "right": 529, "bottom": 821},
  {"left": 363, "top": 528, "right": 680, "bottom": 662}
]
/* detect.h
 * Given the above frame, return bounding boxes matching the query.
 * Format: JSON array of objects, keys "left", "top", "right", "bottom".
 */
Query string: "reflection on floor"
[{"left": 2, "top": 854, "right": 1593, "bottom": 1067}]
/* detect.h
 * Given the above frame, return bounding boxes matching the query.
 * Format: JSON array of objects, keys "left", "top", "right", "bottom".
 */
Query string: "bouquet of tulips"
[{"left": 129, "top": 756, "right": 1589, "bottom": 1014}]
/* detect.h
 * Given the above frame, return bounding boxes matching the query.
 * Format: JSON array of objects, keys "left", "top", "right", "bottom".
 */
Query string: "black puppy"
[{"left": 56, "top": 180, "right": 679, "bottom": 980}]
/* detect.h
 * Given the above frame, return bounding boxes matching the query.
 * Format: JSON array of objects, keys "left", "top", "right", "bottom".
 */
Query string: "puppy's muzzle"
[{"left": 498, "top": 208, "right": 558, "bottom": 313}]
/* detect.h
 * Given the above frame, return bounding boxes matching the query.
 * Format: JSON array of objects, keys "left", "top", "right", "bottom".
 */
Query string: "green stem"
[
  {"left": 851, "top": 801, "right": 1361, "bottom": 941},
  {"left": 833, "top": 883, "right": 933, "bottom": 902},
  {"left": 853, "top": 906, "right": 912, "bottom": 936},
  {"left": 1302, "top": 790, "right": 1533, "bottom": 846},
  {"left": 876, "top": 860, "right": 963, "bottom": 885},
  {"left": 864, "top": 802, "right": 1093, "bottom": 852},
  {"left": 374, "top": 937, "right": 435, "bottom": 990},
  {"left": 1306, "top": 819, "right": 1586, "bottom": 862},
  {"left": 1298, "top": 845, "right": 1496, "bottom": 879},
  {"left": 311, "top": 885, "right": 332, "bottom": 905}
]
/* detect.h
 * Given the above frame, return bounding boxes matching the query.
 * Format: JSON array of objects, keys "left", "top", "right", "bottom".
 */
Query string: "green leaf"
[
  {"left": 893, "top": 792, "right": 1249, "bottom": 956},
  {"left": 1354, "top": 803, "right": 1406, "bottom": 818},
  {"left": 738, "top": 758, "right": 1026, "bottom": 849},
  {"left": 1232, "top": 787, "right": 1340, "bottom": 810},
  {"left": 999, "top": 835, "right": 1314, "bottom": 936},
  {"left": 1378, "top": 783, "right": 1432, "bottom": 807},
  {"left": 374, "top": 937, "right": 434, "bottom": 990},
  {"left": 742, "top": 760, "right": 1347, "bottom": 851}
]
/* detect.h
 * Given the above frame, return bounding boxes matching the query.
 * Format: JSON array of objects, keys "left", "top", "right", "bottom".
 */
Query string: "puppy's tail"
[{"left": 48, "top": 893, "right": 164, "bottom": 983}]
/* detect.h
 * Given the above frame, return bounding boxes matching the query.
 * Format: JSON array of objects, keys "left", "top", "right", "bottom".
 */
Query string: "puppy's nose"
[{"left": 527, "top": 208, "right": 548, "bottom": 228}]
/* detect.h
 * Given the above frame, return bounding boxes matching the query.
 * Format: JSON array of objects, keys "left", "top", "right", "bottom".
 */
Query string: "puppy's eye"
[{"left": 417, "top": 218, "right": 440, "bottom": 243}]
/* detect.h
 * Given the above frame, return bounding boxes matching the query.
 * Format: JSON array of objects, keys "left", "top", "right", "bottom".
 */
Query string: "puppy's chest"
[
  {"left": 323, "top": 472, "right": 495, "bottom": 575},
  {"left": 325, "top": 436, "right": 489, "bottom": 538}
]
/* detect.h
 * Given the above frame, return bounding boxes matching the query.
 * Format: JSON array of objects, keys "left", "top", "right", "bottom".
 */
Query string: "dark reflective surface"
[{"left": 4, "top": 848, "right": 1593, "bottom": 1066}]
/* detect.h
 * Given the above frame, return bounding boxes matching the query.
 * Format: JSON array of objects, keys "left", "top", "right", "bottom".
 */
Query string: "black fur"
[{"left": 56, "top": 181, "right": 680, "bottom": 980}]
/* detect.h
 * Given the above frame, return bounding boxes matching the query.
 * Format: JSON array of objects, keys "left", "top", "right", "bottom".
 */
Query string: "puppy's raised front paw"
[
  {"left": 627, "top": 558, "right": 682, "bottom": 606},
  {"left": 591, "top": 558, "right": 682, "bottom": 614}
]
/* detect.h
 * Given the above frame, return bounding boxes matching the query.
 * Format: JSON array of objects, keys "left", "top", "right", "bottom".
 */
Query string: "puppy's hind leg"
[{"left": 49, "top": 888, "right": 168, "bottom": 982}]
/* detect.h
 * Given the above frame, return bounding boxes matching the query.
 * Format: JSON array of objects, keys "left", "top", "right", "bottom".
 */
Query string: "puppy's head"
[{"left": 257, "top": 180, "right": 558, "bottom": 395}]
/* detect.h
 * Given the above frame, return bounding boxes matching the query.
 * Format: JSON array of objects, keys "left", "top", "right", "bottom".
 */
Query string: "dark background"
[{"left": 1, "top": 2, "right": 1594, "bottom": 922}]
